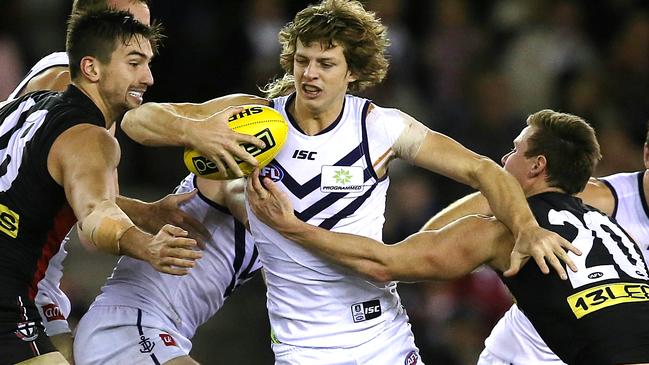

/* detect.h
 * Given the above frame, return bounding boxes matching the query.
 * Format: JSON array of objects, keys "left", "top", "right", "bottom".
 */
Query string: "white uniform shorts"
[
  {"left": 73, "top": 305, "right": 191, "bottom": 365},
  {"left": 272, "top": 313, "right": 423, "bottom": 365},
  {"left": 478, "top": 305, "right": 566, "bottom": 365}
]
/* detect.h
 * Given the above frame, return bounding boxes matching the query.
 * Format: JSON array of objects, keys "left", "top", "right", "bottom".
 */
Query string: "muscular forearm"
[
  {"left": 121, "top": 102, "right": 195, "bottom": 146},
  {"left": 421, "top": 191, "right": 490, "bottom": 230},
  {"left": 121, "top": 94, "right": 266, "bottom": 147},
  {"left": 474, "top": 159, "right": 537, "bottom": 237},
  {"left": 277, "top": 220, "right": 396, "bottom": 282},
  {"left": 276, "top": 215, "right": 505, "bottom": 282},
  {"left": 115, "top": 195, "right": 149, "bottom": 229},
  {"left": 117, "top": 225, "right": 154, "bottom": 259}
]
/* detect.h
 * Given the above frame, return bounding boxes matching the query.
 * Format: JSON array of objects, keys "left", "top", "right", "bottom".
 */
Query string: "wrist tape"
[{"left": 78, "top": 200, "right": 135, "bottom": 255}]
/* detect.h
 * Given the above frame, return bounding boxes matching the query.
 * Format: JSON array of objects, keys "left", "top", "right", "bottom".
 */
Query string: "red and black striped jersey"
[{"left": 0, "top": 85, "right": 104, "bottom": 317}]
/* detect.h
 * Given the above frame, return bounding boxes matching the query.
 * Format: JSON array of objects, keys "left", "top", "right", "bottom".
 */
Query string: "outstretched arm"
[
  {"left": 420, "top": 192, "right": 490, "bottom": 231},
  {"left": 246, "top": 170, "right": 512, "bottom": 282},
  {"left": 422, "top": 176, "right": 616, "bottom": 231},
  {"left": 116, "top": 192, "right": 210, "bottom": 245},
  {"left": 121, "top": 94, "right": 268, "bottom": 178},
  {"left": 49, "top": 124, "right": 202, "bottom": 275},
  {"left": 395, "top": 111, "right": 578, "bottom": 279}
]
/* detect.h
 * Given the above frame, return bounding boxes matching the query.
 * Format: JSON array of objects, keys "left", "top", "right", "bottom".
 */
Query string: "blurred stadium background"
[{"left": 1, "top": 0, "right": 648, "bottom": 363}]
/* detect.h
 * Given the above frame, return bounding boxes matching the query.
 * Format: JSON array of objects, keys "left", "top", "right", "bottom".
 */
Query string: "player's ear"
[
  {"left": 643, "top": 143, "right": 648, "bottom": 169},
  {"left": 529, "top": 155, "right": 546, "bottom": 177},
  {"left": 79, "top": 56, "right": 101, "bottom": 82},
  {"left": 346, "top": 69, "right": 357, "bottom": 83}
]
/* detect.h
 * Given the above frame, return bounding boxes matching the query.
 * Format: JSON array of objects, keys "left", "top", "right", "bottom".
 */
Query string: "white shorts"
[
  {"left": 272, "top": 313, "right": 423, "bottom": 365},
  {"left": 73, "top": 305, "right": 191, "bottom": 365},
  {"left": 483, "top": 305, "right": 566, "bottom": 365}
]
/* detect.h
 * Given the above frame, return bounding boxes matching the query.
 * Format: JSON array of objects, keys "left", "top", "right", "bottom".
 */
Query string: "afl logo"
[
  {"left": 404, "top": 351, "right": 419, "bottom": 365},
  {"left": 588, "top": 272, "right": 603, "bottom": 279},
  {"left": 260, "top": 163, "right": 283, "bottom": 182}
]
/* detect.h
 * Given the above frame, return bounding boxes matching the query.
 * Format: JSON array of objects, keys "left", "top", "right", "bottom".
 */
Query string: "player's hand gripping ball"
[{"left": 183, "top": 105, "right": 288, "bottom": 180}]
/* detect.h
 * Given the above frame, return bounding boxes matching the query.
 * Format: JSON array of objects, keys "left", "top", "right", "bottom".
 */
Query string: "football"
[{"left": 183, "top": 104, "right": 289, "bottom": 180}]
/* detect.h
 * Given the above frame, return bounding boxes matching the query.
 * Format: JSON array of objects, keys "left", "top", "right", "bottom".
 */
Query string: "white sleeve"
[
  {"left": 366, "top": 105, "right": 429, "bottom": 164},
  {"left": 365, "top": 105, "right": 407, "bottom": 149},
  {"left": 34, "top": 236, "right": 73, "bottom": 336},
  {"left": 35, "top": 293, "right": 72, "bottom": 336}
]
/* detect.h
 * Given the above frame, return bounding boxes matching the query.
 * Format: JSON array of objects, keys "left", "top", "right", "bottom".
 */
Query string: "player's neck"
[
  {"left": 526, "top": 182, "right": 564, "bottom": 198},
  {"left": 73, "top": 81, "right": 114, "bottom": 129},
  {"left": 290, "top": 97, "right": 344, "bottom": 136}
]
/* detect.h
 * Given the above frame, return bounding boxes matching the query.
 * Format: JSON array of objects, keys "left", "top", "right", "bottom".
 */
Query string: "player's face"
[
  {"left": 501, "top": 126, "right": 536, "bottom": 191},
  {"left": 109, "top": 0, "right": 151, "bottom": 25},
  {"left": 293, "top": 39, "right": 357, "bottom": 115},
  {"left": 99, "top": 35, "right": 154, "bottom": 119}
]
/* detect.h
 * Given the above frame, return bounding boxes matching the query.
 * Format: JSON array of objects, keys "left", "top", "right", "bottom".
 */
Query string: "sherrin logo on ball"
[{"left": 183, "top": 105, "right": 289, "bottom": 180}]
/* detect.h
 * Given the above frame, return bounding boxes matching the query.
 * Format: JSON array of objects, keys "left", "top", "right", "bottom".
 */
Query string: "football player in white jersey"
[
  {"left": 119, "top": 1, "right": 580, "bottom": 363},
  {"left": 73, "top": 175, "right": 262, "bottom": 365}
]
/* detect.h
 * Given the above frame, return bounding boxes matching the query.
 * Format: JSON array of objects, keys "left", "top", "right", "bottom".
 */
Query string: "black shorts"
[{"left": 0, "top": 296, "right": 57, "bottom": 364}]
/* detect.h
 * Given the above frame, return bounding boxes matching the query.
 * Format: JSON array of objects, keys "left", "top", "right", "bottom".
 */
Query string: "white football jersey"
[
  {"left": 92, "top": 174, "right": 261, "bottom": 339},
  {"left": 246, "top": 93, "right": 410, "bottom": 348},
  {"left": 601, "top": 171, "right": 649, "bottom": 263},
  {"left": 8, "top": 52, "right": 68, "bottom": 100},
  {"left": 483, "top": 170, "right": 649, "bottom": 364}
]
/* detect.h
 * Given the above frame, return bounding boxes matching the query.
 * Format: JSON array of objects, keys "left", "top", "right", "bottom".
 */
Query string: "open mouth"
[
  {"left": 302, "top": 84, "right": 321, "bottom": 97},
  {"left": 127, "top": 90, "right": 145, "bottom": 103}
]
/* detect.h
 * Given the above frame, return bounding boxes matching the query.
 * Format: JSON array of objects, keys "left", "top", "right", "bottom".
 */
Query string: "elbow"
[
  {"left": 471, "top": 157, "right": 504, "bottom": 189},
  {"left": 121, "top": 106, "right": 158, "bottom": 145},
  {"left": 120, "top": 109, "right": 137, "bottom": 137}
]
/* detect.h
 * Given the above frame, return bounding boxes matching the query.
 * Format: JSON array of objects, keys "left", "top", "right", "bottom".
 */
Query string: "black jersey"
[
  {"left": 0, "top": 85, "right": 104, "bottom": 315},
  {"left": 503, "top": 192, "right": 649, "bottom": 364}
]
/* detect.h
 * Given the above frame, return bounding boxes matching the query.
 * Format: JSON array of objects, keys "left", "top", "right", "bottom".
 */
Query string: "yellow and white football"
[{"left": 183, "top": 104, "right": 289, "bottom": 180}]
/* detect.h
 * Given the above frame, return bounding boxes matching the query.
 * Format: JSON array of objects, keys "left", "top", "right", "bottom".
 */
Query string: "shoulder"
[
  {"left": 23, "top": 67, "right": 71, "bottom": 95},
  {"left": 365, "top": 104, "right": 410, "bottom": 132},
  {"left": 578, "top": 178, "right": 615, "bottom": 215},
  {"left": 53, "top": 124, "right": 118, "bottom": 157},
  {"left": 48, "top": 124, "right": 118, "bottom": 184}
]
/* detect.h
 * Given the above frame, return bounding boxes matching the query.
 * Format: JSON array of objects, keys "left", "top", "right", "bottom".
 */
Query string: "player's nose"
[{"left": 142, "top": 66, "right": 154, "bottom": 86}]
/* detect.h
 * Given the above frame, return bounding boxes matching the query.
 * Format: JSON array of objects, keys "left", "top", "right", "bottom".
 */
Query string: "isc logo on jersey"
[
  {"left": 183, "top": 105, "right": 289, "bottom": 180},
  {"left": 0, "top": 203, "right": 19, "bottom": 238},
  {"left": 350, "top": 299, "right": 381, "bottom": 323}
]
